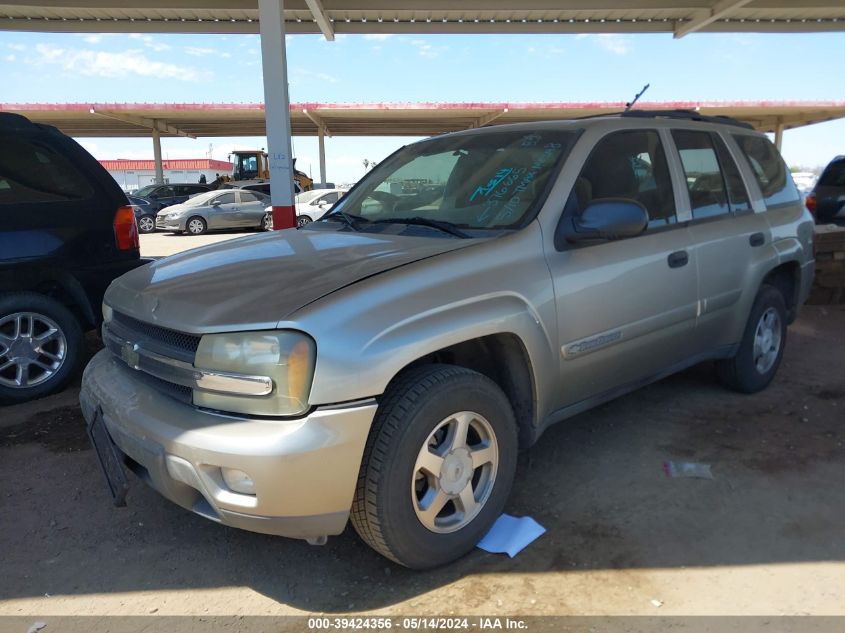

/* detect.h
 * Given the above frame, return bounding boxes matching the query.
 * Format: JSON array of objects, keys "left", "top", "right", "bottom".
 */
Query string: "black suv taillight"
[{"left": 113, "top": 206, "right": 139, "bottom": 251}]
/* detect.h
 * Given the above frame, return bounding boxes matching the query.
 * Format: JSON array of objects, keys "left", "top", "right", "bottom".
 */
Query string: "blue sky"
[{"left": 2, "top": 29, "right": 843, "bottom": 183}]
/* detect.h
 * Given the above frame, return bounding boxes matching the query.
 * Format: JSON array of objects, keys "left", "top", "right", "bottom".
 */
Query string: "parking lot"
[{"left": 1, "top": 224, "right": 844, "bottom": 616}]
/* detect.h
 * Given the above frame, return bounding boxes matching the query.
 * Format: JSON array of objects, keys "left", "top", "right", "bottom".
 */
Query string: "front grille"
[
  {"left": 132, "top": 369, "right": 193, "bottom": 404},
  {"left": 113, "top": 311, "right": 201, "bottom": 359}
]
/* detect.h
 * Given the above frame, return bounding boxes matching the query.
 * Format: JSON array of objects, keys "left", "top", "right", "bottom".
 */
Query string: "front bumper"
[
  {"left": 79, "top": 349, "right": 377, "bottom": 540},
  {"left": 155, "top": 216, "right": 186, "bottom": 231}
]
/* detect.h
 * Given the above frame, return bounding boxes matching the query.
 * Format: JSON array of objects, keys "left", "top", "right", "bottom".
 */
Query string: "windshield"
[
  {"left": 134, "top": 185, "right": 158, "bottom": 197},
  {"left": 325, "top": 129, "right": 577, "bottom": 231},
  {"left": 296, "top": 190, "right": 324, "bottom": 204},
  {"left": 181, "top": 190, "right": 218, "bottom": 207}
]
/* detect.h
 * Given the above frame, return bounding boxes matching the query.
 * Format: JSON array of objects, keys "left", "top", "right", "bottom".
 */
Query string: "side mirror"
[
  {"left": 565, "top": 199, "right": 648, "bottom": 242},
  {"left": 212, "top": 200, "right": 221, "bottom": 207}
]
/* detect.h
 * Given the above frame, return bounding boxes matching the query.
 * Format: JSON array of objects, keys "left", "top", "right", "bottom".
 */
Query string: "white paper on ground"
[{"left": 476, "top": 513, "right": 546, "bottom": 558}]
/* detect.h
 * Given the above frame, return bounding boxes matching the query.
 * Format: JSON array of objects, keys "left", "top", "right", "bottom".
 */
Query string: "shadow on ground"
[{"left": 1, "top": 306, "right": 844, "bottom": 612}]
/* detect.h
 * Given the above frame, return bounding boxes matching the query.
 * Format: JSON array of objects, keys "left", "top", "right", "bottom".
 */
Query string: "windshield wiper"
[
  {"left": 371, "top": 217, "right": 471, "bottom": 239},
  {"left": 321, "top": 211, "right": 369, "bottom": 231}
]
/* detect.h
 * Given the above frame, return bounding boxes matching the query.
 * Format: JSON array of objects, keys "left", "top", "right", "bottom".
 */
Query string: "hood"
[{"left": 105, "top": 228, "right": 473, "bottom": 332}]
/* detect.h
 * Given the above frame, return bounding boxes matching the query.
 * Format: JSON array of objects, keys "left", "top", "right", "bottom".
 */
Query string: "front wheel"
[
  {"left": 186, "top": 216, "right": 207, "bottom": 235},
  {"left": 351, "top": 365, "right": 518, "bottom": 569},
  {"left": 717, "top": 284, "right": 787, "bottom": 393},
  {"left": 262, "top": 212, "right": 273, "bottom": 231},
  {"left": 297, "top": 215, "right": 312, "bottom": 228}
]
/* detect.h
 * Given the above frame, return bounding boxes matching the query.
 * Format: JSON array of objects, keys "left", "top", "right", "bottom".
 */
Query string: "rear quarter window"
[
  {"left": 818, "top": 160, "right": 845, "bottom": 187},
  {"left": 0, "top": 136, "right": 94, "bottom": 204},
  {"left": 732, "top": 134, "right": 799, "bottom": 208}
]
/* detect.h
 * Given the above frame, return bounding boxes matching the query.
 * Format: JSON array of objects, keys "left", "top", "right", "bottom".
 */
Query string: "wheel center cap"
[
  {"left": 439, "top": 448, "right": 473, "bottom": 495},
  {"left": 8, "top": 337, "right": 35, "bottom": 361},
  {"left": 761, "top": 330, "right": 772, "bottom": 350}
]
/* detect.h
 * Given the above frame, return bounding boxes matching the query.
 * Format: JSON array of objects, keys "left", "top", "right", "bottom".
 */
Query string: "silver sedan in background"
[{"left": 156, "top": 189, "right": 272, "bottom": 235}]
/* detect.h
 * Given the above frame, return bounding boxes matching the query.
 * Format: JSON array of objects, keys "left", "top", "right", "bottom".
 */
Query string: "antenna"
[{"left": 625, "top": 84, "right": 650, "bottom": 111}]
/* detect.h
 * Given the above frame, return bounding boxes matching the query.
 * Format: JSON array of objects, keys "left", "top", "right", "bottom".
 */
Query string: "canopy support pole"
[{"left": 259, "top": 0, "right": 296, "bottom": 230}]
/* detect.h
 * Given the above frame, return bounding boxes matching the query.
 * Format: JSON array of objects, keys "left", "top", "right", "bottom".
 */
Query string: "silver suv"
[{"left": 80, "top": 111, "right": 814, "bottom": 569}]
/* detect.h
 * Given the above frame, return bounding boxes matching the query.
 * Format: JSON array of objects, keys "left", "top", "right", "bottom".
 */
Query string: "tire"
[
  {"left": 262, "top": 212, "right": 273, "bottom": 231},
  {"left": 716, "top": 284, "right": 787, "bottom": 394},
  {"left": 137, "top": 215, "right": 156, "bottom": 234},
  {"left": 351, "top": 364, "right": 518, "bottom": 569},
  {"left": 186, "top": 216, "right": 207, "bottom": 235},
  {"left": 297, "top": 215, "right": 312, "bottom": 228},
  {"left": 0, "top": 292, "right": 84, "bottom": 404}
]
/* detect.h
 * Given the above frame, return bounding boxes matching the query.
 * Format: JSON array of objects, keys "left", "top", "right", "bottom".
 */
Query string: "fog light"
[{"left": 221, "top": 468, "right": 255, "bottom": 495}]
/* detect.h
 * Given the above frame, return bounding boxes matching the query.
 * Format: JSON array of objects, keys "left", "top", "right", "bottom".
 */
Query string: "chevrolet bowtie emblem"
[{"left": 121, "top": 342, "right": 141, "bottom": 370}]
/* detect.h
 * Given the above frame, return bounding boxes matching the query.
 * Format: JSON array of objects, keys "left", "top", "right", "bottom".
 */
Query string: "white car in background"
[
  {"left": 265, "top": 188, "right": 348, "bottom": 228},
  {"left": 791, "top": 171, "right": 817, "bottom": 193}
]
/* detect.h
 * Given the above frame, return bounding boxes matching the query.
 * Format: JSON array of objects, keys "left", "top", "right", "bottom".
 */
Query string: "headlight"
[
  {"left": 194, "top": 331, "right": 316, "bottom": 417},
  {"left": 102, "top": 303, "right": 113, "bottom": 324}
]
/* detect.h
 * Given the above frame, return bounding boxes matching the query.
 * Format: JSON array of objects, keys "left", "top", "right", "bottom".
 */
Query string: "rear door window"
[
  {"left": 237, "top": 191, "right": 260, "bottom": 203},
  {"left": 732, "top": 134, "right": 800, "bottom": 208},
  {"left": 712, "top": 134, "right": 751, "bottom": 214},
  {"left": 0, "top": 136, "right": 94, "bottom": 204},
  {"left": 672, "top": 130, "right": 731, "bottom": 220}
]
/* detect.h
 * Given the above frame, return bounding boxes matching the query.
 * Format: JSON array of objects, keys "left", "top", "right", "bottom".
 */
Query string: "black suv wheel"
[{"left": 0, "top": 292, "right": 84, "bottom": 404}]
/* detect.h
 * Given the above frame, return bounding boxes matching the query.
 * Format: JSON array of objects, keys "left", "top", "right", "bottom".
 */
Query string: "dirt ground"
[{"left": 1, "top": 304, "right": 844, "bottom": 618}]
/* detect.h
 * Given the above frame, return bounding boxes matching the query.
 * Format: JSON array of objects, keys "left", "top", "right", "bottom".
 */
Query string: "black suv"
[
  {"left": 133, "top": 183, "right": 211, "bottom": 212},
  {"left": 0, "top": 113, "right": 147, "bottom": 403},
  {"left": 807, "top": 155, "right": 845, "bottom": 224}
]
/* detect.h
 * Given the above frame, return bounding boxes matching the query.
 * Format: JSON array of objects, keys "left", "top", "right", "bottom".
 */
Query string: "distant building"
[{"left": 99, "top": 158, "right": 233, "bottom": 192}]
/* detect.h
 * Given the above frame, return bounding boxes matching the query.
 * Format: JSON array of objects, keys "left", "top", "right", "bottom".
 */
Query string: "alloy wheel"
[
  {"left": 0, "top": 312, "right": 67, "bottom": 389},
  {"left": 138, "top": 216, "right": 155, "bottom": 233},
  {"left": 187, "top": 218, "right": 205, "bottom": 235},
  {"left": 412, "top": 410, "right": 499, "bottom": 534},
  {"left": 753, "top": 307, "right": 782, "bottom": 374}
]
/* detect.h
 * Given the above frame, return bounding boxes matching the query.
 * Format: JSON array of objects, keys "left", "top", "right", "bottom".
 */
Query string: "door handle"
[
  {"left": 749, "top": 232, "right": 765, "bottom": 247},
  {"left": 667, "top": 250, "right": 689, "bottom": 268}
]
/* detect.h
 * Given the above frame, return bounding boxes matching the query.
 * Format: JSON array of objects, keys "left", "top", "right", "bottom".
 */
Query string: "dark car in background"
[
  {"left": 806, "top": 155, "right": 845, "bottom": 224},
  {"left": 133, "top": 183, "right": 211, "bottom": 213},
  {"left": 0, "top": 112, "right": 147, "bottom": 404},
  {"left": 127, "top": 194, "right": 156, "bottom": 233}
]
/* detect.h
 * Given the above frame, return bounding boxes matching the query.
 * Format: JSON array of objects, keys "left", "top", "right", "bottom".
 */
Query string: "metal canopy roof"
[
  {"left": 3, "top": 101, "right": 845, "bottom": 139},
  {"left": 1, "top": 1, "right": 844, "bottom": 38}
]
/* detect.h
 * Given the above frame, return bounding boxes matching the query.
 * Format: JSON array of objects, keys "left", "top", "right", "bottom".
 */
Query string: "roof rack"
[{"left": 619, "top": 109, "right": 754, "bottom": 130}]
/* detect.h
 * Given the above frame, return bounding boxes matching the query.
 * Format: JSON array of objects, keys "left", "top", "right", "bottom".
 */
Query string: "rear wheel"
[
  {"left": 351, "top": 365, "right": 518, "bottom": 569},
  {"left": 717, "top": 284, "right": 787, "bottom": 393},
  {"left": 137, "top": 215, "right": 156, "bottom": 233},
  {"left": 0, "top": 292, "right": 84, "bottom": 404},
  {"left": 186, "top": 216, "right": 207, "bottom": 235}
]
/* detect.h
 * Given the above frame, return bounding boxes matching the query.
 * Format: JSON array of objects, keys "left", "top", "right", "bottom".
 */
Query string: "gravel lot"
[{"left": 1, "top": 231, "right": 844, "bottom": 618}]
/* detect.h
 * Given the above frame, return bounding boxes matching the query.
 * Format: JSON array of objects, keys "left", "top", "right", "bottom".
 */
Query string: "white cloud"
[
  {"left": 574, "top": 33, "right": 631, "bottom": 55},
  {"left": 184, "top": 46, "right": 216, "bottom": 57},
  {"left": 7, "top": 43, "right": 25, "bottom": 51},
  {"left": 3, "top": 54, "right": 15, "bottom": 62},
  {"left": 83, "top": 35, "right": 102, "bottom": 44},
  {"left": 127, "top": 33, "right": 171, "bottom": 52},
  {"left": 408, "top": 38, "right": 448, "bottom": 59},
  {"left": 30, "top": 43, "right": 206, "bottom": 81},
  {"left": 363, "top": 34, "right": 393, "bottom": 41},
  {"left": 595, "top": 34, "right": 631, "bottom": 55}
]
